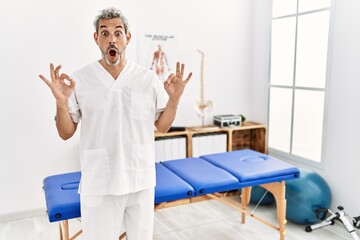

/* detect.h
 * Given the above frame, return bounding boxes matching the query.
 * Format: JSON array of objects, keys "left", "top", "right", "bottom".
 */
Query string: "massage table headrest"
[{"left": 200, "top": 149, "right": 300, "bottom": 185}]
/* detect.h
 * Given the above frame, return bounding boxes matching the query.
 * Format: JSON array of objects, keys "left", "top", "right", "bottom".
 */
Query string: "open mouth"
[{"left": 109, "top": 49, "right": 117, "bottom": 57}]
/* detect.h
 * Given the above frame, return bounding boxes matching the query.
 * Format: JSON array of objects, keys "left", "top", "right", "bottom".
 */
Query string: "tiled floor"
[{"left": 0, "top": 199, "right": 357, "bottom": 240}]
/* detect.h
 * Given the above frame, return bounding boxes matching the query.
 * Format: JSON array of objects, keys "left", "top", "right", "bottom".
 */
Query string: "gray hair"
[{"left": 93, "top": 7, "right": 130, "bottom": 34}]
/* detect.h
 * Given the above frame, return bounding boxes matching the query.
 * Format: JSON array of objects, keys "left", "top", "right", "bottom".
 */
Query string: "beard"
[{"left": 100, "top": 45, "right": 122, "bottom": 67}]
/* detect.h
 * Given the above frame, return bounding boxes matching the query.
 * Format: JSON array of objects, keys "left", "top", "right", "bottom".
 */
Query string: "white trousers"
[{"left": 80, "top": 188, "right": 154, "bottom": 240}]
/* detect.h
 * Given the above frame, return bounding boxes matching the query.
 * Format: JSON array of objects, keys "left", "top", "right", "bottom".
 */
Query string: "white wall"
[
  {"left": 321, "top": 0, "right": 360, "bottom": 215},
  {"left": 250, "top": 1, "right": 272, "bottom": 123},
  {"left": 136, "top": 0, "right": 254, "bottom": 127},
  {"left": 251, "top": 0, "right": 360, "bottom": 215},
  {"left": 4, "top": 0, "right": 359, "bottom": 220},
  {"left": 0, "top": 0, "right": 253, "bottom": 218}
]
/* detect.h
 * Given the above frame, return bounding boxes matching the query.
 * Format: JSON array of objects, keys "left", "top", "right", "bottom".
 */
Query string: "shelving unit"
[{"left": 155, "top": 121, "right": 267, "bottom": 157}]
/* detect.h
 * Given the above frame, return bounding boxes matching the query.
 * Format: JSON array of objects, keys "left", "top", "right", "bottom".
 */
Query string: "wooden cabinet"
[{"left": 155, "top": 121, "right": 267, "bottom": 157}]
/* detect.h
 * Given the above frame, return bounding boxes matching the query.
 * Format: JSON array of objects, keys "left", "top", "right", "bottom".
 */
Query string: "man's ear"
[
  {"left": 126, "top": 32, "right": 132, "bottom": 45},
  {"left": 93, "top": 32, "right": 99, "bottom": 45}
]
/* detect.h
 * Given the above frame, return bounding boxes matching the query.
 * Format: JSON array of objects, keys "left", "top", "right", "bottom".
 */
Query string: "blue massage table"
[{"left": 43, "top": 150, "right": 300, "bottom": 240}]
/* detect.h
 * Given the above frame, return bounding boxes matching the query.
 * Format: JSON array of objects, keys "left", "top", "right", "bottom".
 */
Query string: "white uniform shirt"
[{"left": 69, "top": 60, "right": 167, "bottom": 195}]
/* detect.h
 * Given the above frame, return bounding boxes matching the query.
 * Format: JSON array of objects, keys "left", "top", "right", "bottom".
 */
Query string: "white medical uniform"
[{"left": 68, "top": 60, "right": 167, "bottom": 240}]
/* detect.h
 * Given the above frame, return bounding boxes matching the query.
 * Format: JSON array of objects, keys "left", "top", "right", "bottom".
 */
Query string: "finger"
[
  {"left": 165, "top": 73, "right": 175, "bottom": 82},
  {"left": 39, "top": 74, "right": 51, "bottom": 87},
  {"left": 64, "top": 75, "right": 76, "bottom": 88},
  {"left": 180, "top": 63, "right": 185, "bottom": 79},
  {"left": 50, "top": 63, "right": 55, "bottom": 81},
  {"left": 54, "top": 64, "right": 62, "bottom": 79},
  {"left": 68, "top": 77, "right": 76, "bottom": 88},
  {"left": 61, "top": 73, "right": 76, "bottom": 88},
  {"left": 184, "top": 72, "right": 192, "bottom": 83},
  {"left": 164, "top": 74, "right": 173, "bottom": 86},
  {"left": 164, "top": 78, "right": 171, "bottom": 86},
  {"left": 164, "top": 81, "right": 170, "bottom": 90},
  {"left": 59, "top": 73, "right": 69, "bottom": 80},
  {"left": 176, "top": 62, "right": 180, "bottom": 77},
  {"left": 59, "top": 73, "right": 68, "bottom": 85}
]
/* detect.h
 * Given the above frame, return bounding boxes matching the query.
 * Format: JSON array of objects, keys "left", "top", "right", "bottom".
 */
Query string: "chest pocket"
[{"left": 130, "top": 91, "right": 153, "bottom": 120}]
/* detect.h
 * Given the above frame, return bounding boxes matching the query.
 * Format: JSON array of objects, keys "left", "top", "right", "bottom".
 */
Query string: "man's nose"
[{"left": 109, "top": 34, "right": 116, "bottom": 44}]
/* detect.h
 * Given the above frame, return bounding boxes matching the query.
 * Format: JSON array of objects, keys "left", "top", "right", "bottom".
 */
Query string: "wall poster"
[{"left": 137, "top": 34, "right": 178, "bottom": 82}]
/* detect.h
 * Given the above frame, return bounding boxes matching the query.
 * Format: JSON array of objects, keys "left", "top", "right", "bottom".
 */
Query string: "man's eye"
[
  {"left": 115, "top": 32, "right": 122, "bottom": 37},
  {"left": 101, "top": 32, "right": 108, "bottom": 36}
]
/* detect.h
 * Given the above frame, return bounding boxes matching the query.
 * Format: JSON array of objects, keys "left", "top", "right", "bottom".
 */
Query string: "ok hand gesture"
[
  {"left": 39, "top": 63, "right": 75, "bottom": 104},
  {"left": 164, "top": 62, "right": 192, "bottom": 101}
]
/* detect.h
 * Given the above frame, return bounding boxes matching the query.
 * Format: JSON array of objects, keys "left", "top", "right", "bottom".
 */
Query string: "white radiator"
[
  {"left": 155, "top": 136, "right": 186, "bottom": 162},
  {"left": 192, "top": 133, "right": 227, "bottom": 157},
  {"left": 155, "top": 133, "right": 227, "bottom": 161}
]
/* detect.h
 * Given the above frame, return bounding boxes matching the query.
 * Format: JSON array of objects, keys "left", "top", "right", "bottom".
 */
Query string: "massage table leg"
[
  {"left": 59, "top": 223, "right": 63, "bottom": 240},
  {"left": 119, "top": 232, "right": 126, "bottom": 240},
  {"left": 241, "top": 187, "right": 252, "bottom": 224},
  {"left": 59, "top": 220, "right": 69, "bottom": 240},
  {"left": 208, "top": 182, "right": 287, "bottom": 240},
  {"left": 58, "top": 220, "right": 83, "bottom": 240},
  {"left": 260, "top": 181, "right": 287, "bottom": 240},
  {"left": 208, "top": 192, "right": 284, "bottom": 234},
  {"left": 55, "top": 203, "right": 170, "bottom": 240}
]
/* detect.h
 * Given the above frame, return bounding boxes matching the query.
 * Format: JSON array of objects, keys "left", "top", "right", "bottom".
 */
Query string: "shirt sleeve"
[
  {"left": 68, "top": 75, "right": 81, "bottom": 123},
  {"left": 153, "top": 73, "right": 168, "bottom": 121}
]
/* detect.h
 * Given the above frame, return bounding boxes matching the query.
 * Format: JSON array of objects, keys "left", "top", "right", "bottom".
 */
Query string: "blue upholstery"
[
  {"left": 43, "top": 150, "right": 300, "bottom": 223},
  {"left": 162, "top": 158, "right": 239, "bottom": 195},
  {"left": 200, "top": 149, "right": 300, "bottom": 187},
  {"left": 43, "top": 164, "right": 195, "bottom": 222},
  {"left": 43, "top": 172, "right": 81, "bottom": 222},
  {"left": 155, "top": 163, "right": 194, "bottom": 204}
]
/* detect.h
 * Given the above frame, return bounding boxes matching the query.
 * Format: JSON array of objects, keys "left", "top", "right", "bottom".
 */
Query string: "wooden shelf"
[{"left": 155, "top": 121, "right": 267, "bottom": 157}]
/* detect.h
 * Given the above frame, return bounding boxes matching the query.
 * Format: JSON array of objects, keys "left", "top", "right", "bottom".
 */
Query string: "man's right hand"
[
  {"left": 39, "top": 63, "right": 78, "bottom": 140},
  {"left": 39, "top": 63, "right": 75, "bottom": 104}
]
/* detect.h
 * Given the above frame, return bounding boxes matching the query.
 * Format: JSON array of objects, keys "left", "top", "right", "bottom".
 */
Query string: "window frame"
[{"left": 267, "top": 0, "right": 334, "bottom": 168}]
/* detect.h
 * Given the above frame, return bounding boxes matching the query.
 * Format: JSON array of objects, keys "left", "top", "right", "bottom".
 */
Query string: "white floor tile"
[{"left": 1, "top": 198, "right": 358, "bottom": 240}]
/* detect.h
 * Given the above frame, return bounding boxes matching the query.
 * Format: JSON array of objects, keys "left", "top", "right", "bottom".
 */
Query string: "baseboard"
[{"left": 0, "top": 208, "right": 46, "bottom": 222}]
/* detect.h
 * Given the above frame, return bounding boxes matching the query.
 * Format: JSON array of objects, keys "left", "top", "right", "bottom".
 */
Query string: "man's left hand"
[{"left": 164, "top": 62, "right": 192, "bottom": 101}]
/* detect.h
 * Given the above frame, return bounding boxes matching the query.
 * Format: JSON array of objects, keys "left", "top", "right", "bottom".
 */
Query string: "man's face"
[{"left": 94, "top": 18, "right": 131, "bottom": 66}]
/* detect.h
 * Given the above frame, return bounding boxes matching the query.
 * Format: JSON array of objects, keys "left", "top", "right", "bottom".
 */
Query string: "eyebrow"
[{"left": 99, "top": 25, "right": 124, "bottom": 30}]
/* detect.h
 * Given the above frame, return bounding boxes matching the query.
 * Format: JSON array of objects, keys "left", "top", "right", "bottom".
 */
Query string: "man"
[{"left": 39, "top": 7, "right": 192, "bottom": 240}]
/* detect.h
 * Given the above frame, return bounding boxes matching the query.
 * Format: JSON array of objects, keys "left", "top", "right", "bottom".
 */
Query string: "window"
[{"left": 268, "top": 0, "right": 332, "bottom": 164}]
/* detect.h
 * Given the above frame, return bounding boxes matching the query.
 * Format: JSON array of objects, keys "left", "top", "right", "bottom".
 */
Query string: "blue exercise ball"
[
  {"left": 250, "top": 186, "right": 275, "bottom": 205},
  {"left": 286, "top": 168, "right": 332, "bottom": 224}
]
